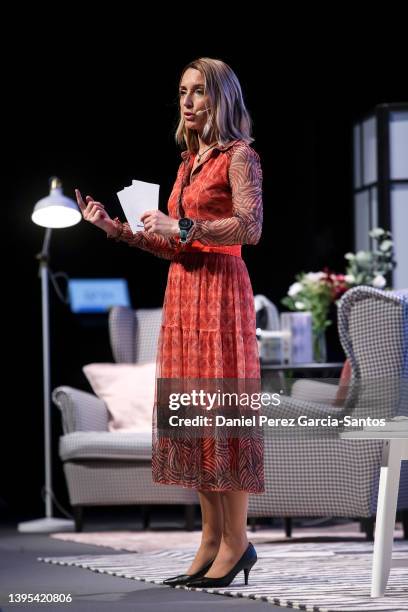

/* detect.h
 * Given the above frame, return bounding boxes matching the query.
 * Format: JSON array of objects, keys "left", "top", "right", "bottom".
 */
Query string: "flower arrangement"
[
  {"left": 281, "top": 228, "right": 396, "bottom": 361},
  {"left": 281, "top": 270, "right": 349, "bottom": 334}
]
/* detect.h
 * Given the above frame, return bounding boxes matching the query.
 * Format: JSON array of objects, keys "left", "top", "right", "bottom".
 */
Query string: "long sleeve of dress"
[
  {"left": 182, "top": 145, "right": 263, "bottom": 247},
  {"left": 106, "top": 219, "right": 179, "bottom": 261}
]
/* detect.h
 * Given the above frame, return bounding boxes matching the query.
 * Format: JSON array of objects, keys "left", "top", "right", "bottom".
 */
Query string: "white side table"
[{"left": 341, "top": 429, "right": 408, "bottom": 597}]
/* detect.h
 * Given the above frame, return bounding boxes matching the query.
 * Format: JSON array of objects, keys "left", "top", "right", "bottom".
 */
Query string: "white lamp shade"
[{"left": 32, "top": 185, "right": 81, "bottom": 228}]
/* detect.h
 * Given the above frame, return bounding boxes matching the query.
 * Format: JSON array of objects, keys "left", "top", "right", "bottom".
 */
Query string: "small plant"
[{"left": 344, "top": 228, "right": 396, "bottom": 289}]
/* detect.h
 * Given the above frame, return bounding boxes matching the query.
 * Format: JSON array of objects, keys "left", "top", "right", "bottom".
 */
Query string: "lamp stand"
[{"left": 18, "top": 228, "right": 74, "bottom": 532}]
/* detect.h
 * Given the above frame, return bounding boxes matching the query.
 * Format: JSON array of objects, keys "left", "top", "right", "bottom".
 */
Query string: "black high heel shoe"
[
  {"left": 162, "top": 557, "right": 215, "bottom": 586},
  {"left": 185, "top": 542, "right": 257, "bottom": 588}
]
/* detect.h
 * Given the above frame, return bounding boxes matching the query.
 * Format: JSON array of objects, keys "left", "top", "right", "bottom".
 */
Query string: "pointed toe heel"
[
  {"left": 162, "top": 557, "right": 215, "bottom": 586},
  {"left": 186, "top": 542, "right": 257, "bottom": 588}
]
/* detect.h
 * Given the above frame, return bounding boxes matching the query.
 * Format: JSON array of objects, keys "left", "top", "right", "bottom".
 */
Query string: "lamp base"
[{"left": 17, "top": 517, "right": 75, "bottom": 533}]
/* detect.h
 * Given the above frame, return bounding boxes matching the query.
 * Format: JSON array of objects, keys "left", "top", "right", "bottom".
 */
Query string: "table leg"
[{"left": 371, "top": 439, "right": 403, "bottom": 597}]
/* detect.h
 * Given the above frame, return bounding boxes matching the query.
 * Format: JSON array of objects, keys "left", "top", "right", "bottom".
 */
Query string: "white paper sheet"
[{"left": 116, "top": 180, "right": 160, "bottom": 233}]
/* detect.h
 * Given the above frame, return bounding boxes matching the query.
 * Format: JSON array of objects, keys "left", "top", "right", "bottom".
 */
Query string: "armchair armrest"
[{"left": 52, "top": 386, "right": 109, "bottom": 434}]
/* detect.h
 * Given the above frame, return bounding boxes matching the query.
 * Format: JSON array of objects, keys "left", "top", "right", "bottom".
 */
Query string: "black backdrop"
[{"left": 2, "top": 25, "right": 406, "bottom": 522}]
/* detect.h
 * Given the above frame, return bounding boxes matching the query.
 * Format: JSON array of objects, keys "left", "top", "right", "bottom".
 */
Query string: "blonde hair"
[{"left": 175, "top": 57, "right": 254, "bottom": 153}]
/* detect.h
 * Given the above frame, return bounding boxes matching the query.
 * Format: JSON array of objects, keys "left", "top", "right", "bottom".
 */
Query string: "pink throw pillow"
[{"left": 82, "top": 362, "right": 156, "bottom": 432}]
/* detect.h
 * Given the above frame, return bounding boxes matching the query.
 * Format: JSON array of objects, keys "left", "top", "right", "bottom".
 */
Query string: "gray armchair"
[
  {"left": 248, "top": 286, "right": 408, "bottom": 540},
  {"left": 52, "top": 306, "right": 198, "bottom": 532}
]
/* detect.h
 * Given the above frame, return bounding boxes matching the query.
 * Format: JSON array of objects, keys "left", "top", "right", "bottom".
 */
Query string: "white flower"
[
  {"left": 288, "top": 282, "right": 303, "bottom": 297},
  {"left": 356, "top": 250, "right": 371, "bottom": 262},
  {"left": 369, "top": 228, "right": 385, "bottom": 238},
  {"left": 344, "top": 252, "right": 355, "bottom": 260},
  {"left": 345, "top": 274, "right": 356, "bottom": 284},
  {"left": 372, "top": 275, "right": 386, "bottom": 288},
  {"left": 379, "top": 240, "right": 393, "bottom": 252},
  {"left": 295, "top": 301, "right": 305, "bottom": 310},
  {"left": 305, "top": 272, "right": 325, "bottom": 282}
]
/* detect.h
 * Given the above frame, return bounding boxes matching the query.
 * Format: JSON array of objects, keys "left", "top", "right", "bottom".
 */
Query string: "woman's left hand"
[{"left": 140, "top": 210, "right": 179, "bottom": 238}]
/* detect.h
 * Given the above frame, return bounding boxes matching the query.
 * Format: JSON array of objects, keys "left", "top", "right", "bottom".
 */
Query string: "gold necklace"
[{"left": 196, "top": 142, "right": 218, "bottom": 162}]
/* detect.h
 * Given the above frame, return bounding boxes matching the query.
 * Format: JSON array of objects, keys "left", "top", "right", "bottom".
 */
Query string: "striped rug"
[{"left": 38, "top": 540, "right": 408, "bottom": 611}]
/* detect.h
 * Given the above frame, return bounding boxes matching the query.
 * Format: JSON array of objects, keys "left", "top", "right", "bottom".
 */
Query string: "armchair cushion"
[
  {"left": 82, "top": 362, "right": 156, "bottom": 433},
  {"left": 290, "top": 379, "right": 340, "bottom": 404},
  {"left": 262, "top": 392, "right": 344, "bottom": 423},
  {"left": 59, "top": 431, "right": 153, "bottom": 461}
]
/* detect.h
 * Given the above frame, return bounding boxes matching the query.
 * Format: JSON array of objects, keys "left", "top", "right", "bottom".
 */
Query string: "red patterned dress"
[{"left": 108, "top": 139, "right": 264, "bottom": 493}]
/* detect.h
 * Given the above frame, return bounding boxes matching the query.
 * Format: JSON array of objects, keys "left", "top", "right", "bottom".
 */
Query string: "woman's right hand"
[{"left": 75, "top": 189, "right": 117, "bottom": 235}]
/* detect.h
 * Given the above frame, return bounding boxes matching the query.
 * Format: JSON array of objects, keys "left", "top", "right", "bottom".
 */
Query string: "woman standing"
[{"left": 75, "top": 57, "right": 264, "bottom": 588}]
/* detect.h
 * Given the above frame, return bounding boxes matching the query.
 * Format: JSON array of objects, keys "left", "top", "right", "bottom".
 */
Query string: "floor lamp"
[{"left": 18, "top": 177, "right": 81, "bottom": 533}]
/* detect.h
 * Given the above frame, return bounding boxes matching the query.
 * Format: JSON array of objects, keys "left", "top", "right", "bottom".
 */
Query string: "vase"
[
  {"left": 313, "top": 330, "right": 327, "bottom": 363},
  {"left": 280, "top": 311, "right": 313, "bottom": 363}
]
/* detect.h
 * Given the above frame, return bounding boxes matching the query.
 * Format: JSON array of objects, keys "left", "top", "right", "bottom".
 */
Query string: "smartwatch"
[{"left": 178, "top": 217, "right": 194, "bottom": 243}]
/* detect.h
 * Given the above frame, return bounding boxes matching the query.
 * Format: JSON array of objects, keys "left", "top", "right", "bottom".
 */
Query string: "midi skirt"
[{"left": 151, "top": 251, "right": 265, "bottom": 493}]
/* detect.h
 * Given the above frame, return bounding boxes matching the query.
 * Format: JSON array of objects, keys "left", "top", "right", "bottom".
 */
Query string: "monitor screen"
[{"left": 68, "top": 278, "right": 131, "bottom": 313}]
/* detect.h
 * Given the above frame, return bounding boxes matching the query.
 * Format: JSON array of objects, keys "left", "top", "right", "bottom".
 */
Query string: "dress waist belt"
[{"left": 180, "top": 240, "right": 241, "bottom": 257}]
